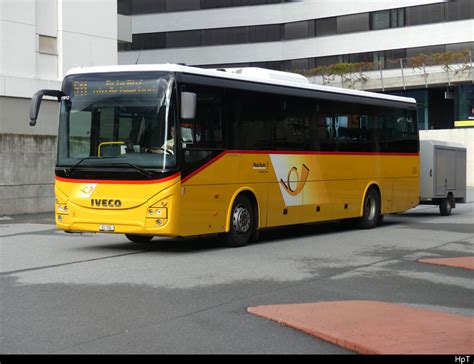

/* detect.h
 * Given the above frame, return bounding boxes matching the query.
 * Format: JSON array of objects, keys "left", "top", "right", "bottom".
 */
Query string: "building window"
[
  {"left": 315, "top": 17, "right": 337, "bottom": 36},
  {"left": 201, "top": 27, "right": 249, "bottom": 46},
  {"left": 166, "top": 30, "right": 201, "bottom": 48},
  {"left": 371, "top": 9, "right": 404, "bottom": 30},
  {"left": 284, "top": 20, "right": 314, "bottom": 40},
  {"left": 249, "top": 24, "right": 281, "bottom": 43},
  {"left": 337, "top": 13, "right": 369, "bottom": 34},
  {"left": 131, "top": 33, "right": 165, "bottom": 50},
  {"left": 166, "top": 0, "right": 200, "bottom": 12},
  {"left": 371, "top": 10, "right": 390, "bottom": 30},
  {"left": 38, "top": 35, "right": 57, "bottom": 55}
]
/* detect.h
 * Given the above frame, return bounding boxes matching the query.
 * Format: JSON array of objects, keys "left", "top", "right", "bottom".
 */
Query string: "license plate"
[{"left": 99, "top": 224, "right": 115, "bottom": 232}]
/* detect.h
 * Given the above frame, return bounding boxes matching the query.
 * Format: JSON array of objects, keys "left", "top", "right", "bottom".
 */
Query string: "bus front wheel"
[
  {"left": 125, "top": 234, "right": 154, "bottom": 243},
  {"left": 357, "top": 187, "right": 381, "bottom": 229},
  {"left": 224, "top": 195, "right": 255, "bottom": 248}
]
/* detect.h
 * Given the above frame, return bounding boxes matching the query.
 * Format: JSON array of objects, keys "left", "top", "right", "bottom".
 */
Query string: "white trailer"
[{"left": 419, "top": 139, "right": 467, "bottom": 215}]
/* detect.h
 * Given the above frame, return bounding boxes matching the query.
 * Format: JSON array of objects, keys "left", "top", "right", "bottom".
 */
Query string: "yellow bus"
[{"left": 30, "top": 64, "right": 419, "bottom": 247}]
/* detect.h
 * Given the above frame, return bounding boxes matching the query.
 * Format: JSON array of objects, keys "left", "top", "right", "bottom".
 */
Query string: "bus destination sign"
[{"left": 72, "top": 79, "right": 158, "bottom": 97}]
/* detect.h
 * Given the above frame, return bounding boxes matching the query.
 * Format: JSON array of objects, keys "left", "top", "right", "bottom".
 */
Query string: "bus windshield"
[{"left": 58, "top": 72, "right": 176, "bottom": 171}]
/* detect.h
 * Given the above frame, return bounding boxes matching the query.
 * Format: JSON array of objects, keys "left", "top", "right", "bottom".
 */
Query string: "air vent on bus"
[{"left": 217, "top": 67, "right": 310, "bottom": 84}]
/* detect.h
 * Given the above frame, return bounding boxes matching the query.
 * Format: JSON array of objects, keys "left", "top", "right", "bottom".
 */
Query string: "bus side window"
[
  {"left": 180, "top": 84, "right": 225, "bottom": 166},
  {"left": 230, "top": 90, "right": 273, "bottom": 150}
]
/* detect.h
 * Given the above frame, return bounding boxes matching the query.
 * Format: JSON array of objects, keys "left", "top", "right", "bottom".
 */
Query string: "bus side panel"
[
  {"left": 179, "top": 153, "right": 271, "bottom": 236},
  {"left": 301, "top": 181, "right": 333, "bottom": 223},
  {"left": 391, "top": 177, "right": 419, "bottom": 213},
  {"left": 380, "top": 179, "right": 393, "bottom": 214},
  {"left": 178, "top": 184, "right": 229, "bottom": 236},
  {"left": 329, "top": 180, "right": 365, "bottom": 220},
  {"left": 266, "top": 182, "right": 302, "bottom": 227}
]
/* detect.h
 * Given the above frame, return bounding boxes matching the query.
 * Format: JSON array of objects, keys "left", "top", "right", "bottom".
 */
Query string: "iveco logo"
[{"left": 91, "top": 199, "right": 122, "bottom": 208}]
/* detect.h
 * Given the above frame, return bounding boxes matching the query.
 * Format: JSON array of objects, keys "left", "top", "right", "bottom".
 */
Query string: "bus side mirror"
[
  {"left": 29, "top": 89, "right": 66, "bottom": 126},
  {"left": 180, "top": 92, "right": 197, "bottom": 120}
]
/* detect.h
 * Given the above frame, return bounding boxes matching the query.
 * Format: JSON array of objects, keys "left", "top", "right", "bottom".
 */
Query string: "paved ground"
[{"left": 1, "top": 202, "right": 473, "bottom": 354}]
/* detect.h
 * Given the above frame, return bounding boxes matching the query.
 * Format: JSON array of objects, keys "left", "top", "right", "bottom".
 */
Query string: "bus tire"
[
  {"left": 357, "top": 187, "right": 381, "bottom": 229},
  {"left": 224, "top": 195, "right": 255, "bottom": 248},
  {"left": 439, "top": 195, "right": 453, "bottom": 216},
  {"left": 125, "top": 234, "right": 154, "bottom": 243}
]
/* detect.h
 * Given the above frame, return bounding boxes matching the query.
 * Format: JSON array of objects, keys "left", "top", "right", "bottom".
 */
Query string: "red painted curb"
[
  {"left": 418, "top": 257, "right": 474, "bottom": 271},
  {"left": 247, "top": 301, "right": 474, "bottom": 354}
]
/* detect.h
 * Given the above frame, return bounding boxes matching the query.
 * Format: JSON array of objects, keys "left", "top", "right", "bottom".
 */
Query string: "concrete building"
[
  {"left": 0, "top": 0, "right": 119, "bottom": 214},
  {"left": 117, "top": 0, "right": 474, "bottom": 130}
]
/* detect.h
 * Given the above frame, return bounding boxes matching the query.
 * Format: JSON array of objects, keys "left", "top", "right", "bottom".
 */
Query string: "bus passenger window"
[{"left": 180, "top": 84, "right": 225, "bottom": 169}]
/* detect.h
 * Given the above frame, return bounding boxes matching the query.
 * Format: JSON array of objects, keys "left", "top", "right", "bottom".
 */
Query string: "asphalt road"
[{"left": 1, "top": 203, "right": 473, "bottom": 354}]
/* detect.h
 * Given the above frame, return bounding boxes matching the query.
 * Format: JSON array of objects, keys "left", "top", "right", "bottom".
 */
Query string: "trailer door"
[{"left": 435, "top": 148, "right": 456, "bottom": 196}]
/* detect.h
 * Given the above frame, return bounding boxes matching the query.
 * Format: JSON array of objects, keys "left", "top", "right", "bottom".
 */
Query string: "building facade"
[
  {"left": 117, "top": 0, "right": 474, "bottom": 130},
  {"left": 0, "top": 0, "right": 119, "bottom": 214}
]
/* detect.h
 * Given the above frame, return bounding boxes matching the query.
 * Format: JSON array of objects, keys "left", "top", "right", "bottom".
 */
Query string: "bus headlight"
[
  {"left": 147, "top": 207, "right": 167, "bottom": 218},
  {"left": 57, "top": 204, "right": 69, "bottom": 214}
]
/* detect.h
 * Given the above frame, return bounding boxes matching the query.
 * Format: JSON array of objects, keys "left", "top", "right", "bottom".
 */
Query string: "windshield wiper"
[
  {"left": 64, "top": 156, "right": 103, "bottom": 176},
  {"left": 111, "top": 162, "right": 154, "bottom": 178},
  {"left": 64, "top": 157, "right": 153, "bottom": 178}
]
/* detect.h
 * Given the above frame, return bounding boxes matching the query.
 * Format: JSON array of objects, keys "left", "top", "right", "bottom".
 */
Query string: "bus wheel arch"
[
  {"left": 358, "top": 183, "right": 382, "bottom": 229},
  {"left": 224, "top": 189, "right": 259, "bottom": 247}
]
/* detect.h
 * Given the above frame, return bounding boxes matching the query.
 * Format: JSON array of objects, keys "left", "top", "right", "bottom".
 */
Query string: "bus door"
[{"left": 179, "top": 84, "right": 229, "bottom": 236}]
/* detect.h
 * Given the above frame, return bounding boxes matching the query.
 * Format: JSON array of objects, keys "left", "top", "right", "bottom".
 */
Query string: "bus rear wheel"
[
  {"left": 224, "top": 195, "right": 255, "bottom": 248},
  {"left": 357, "top": 187, "right": 381, "bottom": 229},
  {"left": 125, "top": 234, "right": 154, "bottom": 243}
]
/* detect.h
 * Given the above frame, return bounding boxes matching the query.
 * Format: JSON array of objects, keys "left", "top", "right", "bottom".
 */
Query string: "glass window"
[
  {"left": 446, "top": 41, "right": 474, "bottom": 53},
  {"left": 284, "top": 21, "right": 309, "bottom": 40},
  {"left": 272, "top": 96, "right": 308, "bottom": 151},
  {"left": 315, "top": 55, "right": 340, "bottom": 67},
  {"left": 118, "top": 0, "right": 132, "bottom": 15},
  {"left": 180, "top": 84, "right": 226, "bottom": 169},
  {"left": 397, "top": 8, "right": 405, "bottom": 27},
  {"left": 249, "top": 24, "right": 281, "bottom": 42},
  {"left": 286, "top": 58, "right": 309, "bottom": 70},
  {"left": 405, "top": 6, "right": 421, "bottom": 26},
  {"left": 201, "top": 27, "right": 249, "bottom": 46},
  {"left": 460, "top": 0, "right": 473, "bottom": 20},
  {"left": 447, "top": 1, "right": 461, "bottom": 21},
  {"left": 316, "top": 17, "right": 337, "bottom": 36},
  {"left": 166, "top": 30, "right": 201, "bottom": 48},
  {"left": 419, "top": 5, "right": 431, "bottom": 24},
  {"left": 229, "top": 90, "right": 274, "bottom": 150},
  {"left": 430, "top": 3, "right": 445, "bottom": 23},
  {"left": 371, "top": 10, "right": 390, "bottom": 30},
  {"left": 59, "top": 73, "right": 177, "bottom": 169},
  {"left": 337, "top": 13, "right": 369, "bottom": 34},
  {"left": 166, "top": 0, "right": 200, "bottom": 12},
  {"left": 384, "top": 48, "right": 407, "bottom": 69},
  {"left": 132, "top": 0, "right": 166, "bottom": 14},
  {"left": 132, "top": 33, "right": 165, "bottom": 50}
]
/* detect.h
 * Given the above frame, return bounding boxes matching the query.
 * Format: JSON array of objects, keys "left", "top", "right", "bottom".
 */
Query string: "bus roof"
[{"left": 65, "top": 64, "right": 416, "bottom": 106}]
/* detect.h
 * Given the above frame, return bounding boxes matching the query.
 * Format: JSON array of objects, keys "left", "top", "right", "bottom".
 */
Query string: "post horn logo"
[
  {"left": 80, "top": 185, "right": 96, "bottom": 195},
  {"left": 280, "top": 164, "right": 310, "bottom": 196}
]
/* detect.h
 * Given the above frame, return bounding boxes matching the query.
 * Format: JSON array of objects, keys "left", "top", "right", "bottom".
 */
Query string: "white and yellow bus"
[{"left": 30, "top": 64, "right": 419, "bottom": 247}]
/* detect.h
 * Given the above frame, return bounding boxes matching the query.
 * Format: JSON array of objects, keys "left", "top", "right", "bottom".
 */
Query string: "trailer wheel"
[
  {"left": 125, "top": 234, "right": 154, "bottom": 243},
  {"left": 439, "top": 195, "right": 453, "bottom": 216}
]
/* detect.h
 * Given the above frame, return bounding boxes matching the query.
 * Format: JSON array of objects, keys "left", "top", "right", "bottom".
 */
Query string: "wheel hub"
[
  {"left": 233, "top": 205, "right": 251, "bottom": 234},
  {"left": 365, "top": 195, "right": 376, "bottom": 221}
]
